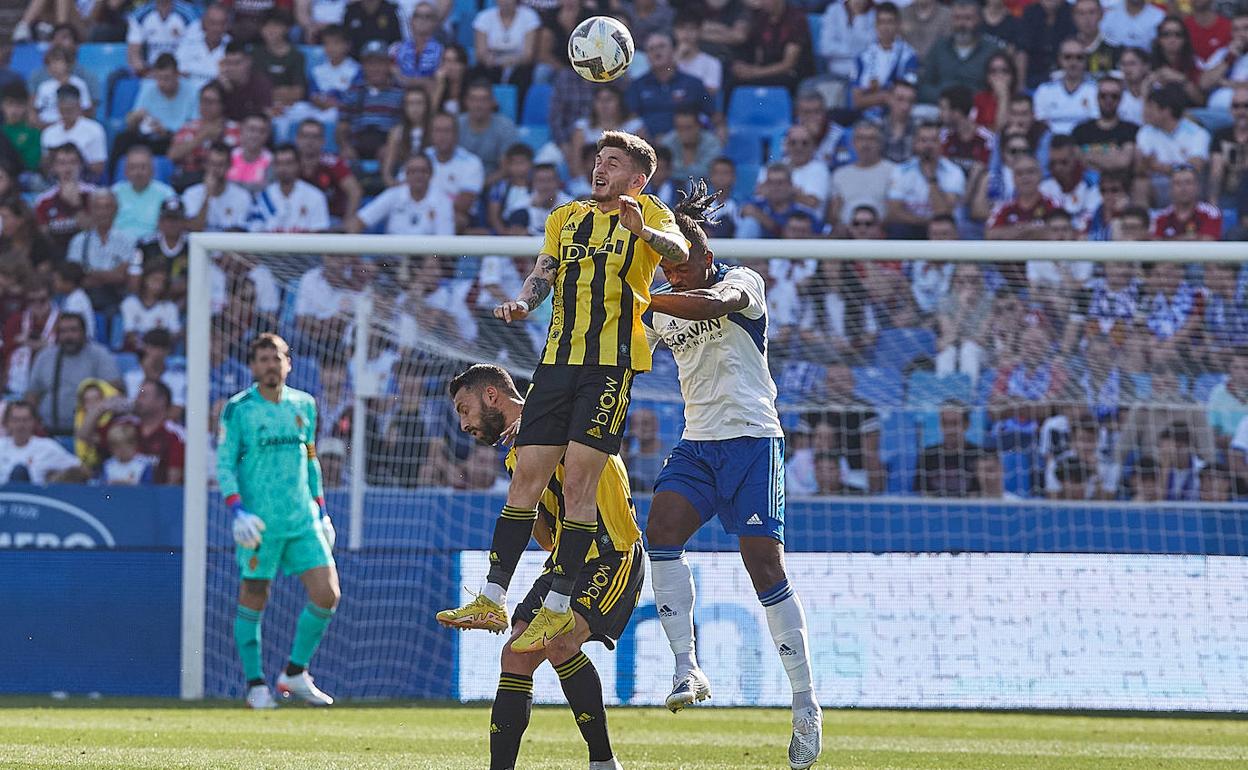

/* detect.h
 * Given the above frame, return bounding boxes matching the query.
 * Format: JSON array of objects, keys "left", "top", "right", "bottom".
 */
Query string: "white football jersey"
[{"left": 645, "top": 265, "right": 784, "bottom": 441}]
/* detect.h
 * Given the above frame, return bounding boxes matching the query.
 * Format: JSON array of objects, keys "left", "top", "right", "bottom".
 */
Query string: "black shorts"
[
  {"left": 515, "top": 363, "right": 636, "bottom": 455},
  {"left": 513, "top": 541, "right": 644, "bottom": 650}
]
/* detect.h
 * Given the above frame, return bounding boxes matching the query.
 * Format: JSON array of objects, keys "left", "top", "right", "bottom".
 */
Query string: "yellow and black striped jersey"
[
  {"left": 539, "top": 195, "right": 683, "bottom": 372},
  {"left": 505, "top": 446, "right": 641, "bottom": 563}
]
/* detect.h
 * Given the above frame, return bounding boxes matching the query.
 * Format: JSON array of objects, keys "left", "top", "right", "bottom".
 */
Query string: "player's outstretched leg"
[
  {"left": 235, "top": 579, "right": 275, "bottom": 709},
  {"left": 546, "top": 622, "right": 623, "bottom": 769},
  {"left": 646, "top": 490, "right": 712, "bottom": 712},
  {"left": 277, "top": 565, "right": 339, "bottom": 706},
  {"left": 742, "top": 538, "right": 822, "bottom": 770}
]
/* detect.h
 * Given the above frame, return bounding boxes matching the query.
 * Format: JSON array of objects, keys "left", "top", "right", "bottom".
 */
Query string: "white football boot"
[
  {"left": 245, "top": 684, "right": 277, "bottom": 710},
  {"left": 788, "top": 706, "right": 823, "bottom": 769},
  {"left": 276, "top": 671, "right": 334, "bottom": 706},
  {"left": 588, "top": 758, "right": 624, "bottom": 770},
  {"left": 664, "top": 667, "right": 712, "bottom": 713}
]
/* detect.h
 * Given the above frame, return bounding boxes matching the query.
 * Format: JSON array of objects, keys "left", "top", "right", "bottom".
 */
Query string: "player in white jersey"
[{"left": 642, "top": 184, "right": 822, "bottom": 770}]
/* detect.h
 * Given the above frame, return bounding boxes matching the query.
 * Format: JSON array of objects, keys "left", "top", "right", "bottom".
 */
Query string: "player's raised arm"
[
  {"left": 619, "top": 194, "right": 690, "bottom": 264},
  {"left": 648, "top": 284, "right": 750, "bottom": 321}
]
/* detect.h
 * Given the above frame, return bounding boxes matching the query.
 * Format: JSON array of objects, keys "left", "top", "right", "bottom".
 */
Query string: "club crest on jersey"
[
  {"left": 248, "top": 555, "right": 259, "bottom": 571},
  {"left": 295, "top": 415, "right": 304, "bottom": 429}
]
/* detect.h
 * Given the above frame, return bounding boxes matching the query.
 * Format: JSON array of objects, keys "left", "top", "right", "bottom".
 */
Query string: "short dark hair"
[
  {"left": 532, "top": 162, "right": 559, "bottom": 177},
  {"left": 1046, "top": 208, "right": 1073, "bottom": 225},
  {"left": 56, "top": 83, "right": 82, "bottom": 102},
  {"left": 448, "top": 363, "right": 519, "bottom": 399},
  {"left": 928, "top": 213, "right": 957, "bottom": 229},
  {"left": 263, "top": 8, "right": 294, "bottom": 27},
  {"left": 875, "top": 1, "right": 900, "bottom": 18},
  {"left": 153, "top": 52, "right": 178, "bottom": 71},
  {"left": 248, "top": 332, "right": 290, "bottom": 362},
  {"left": 144, "top": 378, "right": 173, "bottom": 405},
  {"left": 852, "top": 203, "right": 880, "bottom": 221},
  {"left": 1049, "top": 134, "right": 1078, "bottom": 152},
  {"left": 1146, "top": 82, "right": 1186, "bottom": 119},
  {"left": 320, "top": 24, "right": 348, "bottom": 42},
  {"left": 1, "top": 81, "right": 29, "bottom": 102},
  {"left": 673, "top": 105, "right": 701, "bottom": 123},
  {"left": 940, "top": 85, "right": 974, "bottom": 116},
  {"left": 272, "top": 142, "right": 299, "bottom": 161},
  {"left": 58, "top": 312, "right": 87, "bottom": 333},
  {"left": 55, "top": 261, "right": 85, "bottom": 285},
  {"left": 4, "top": 401, "right": 36, "bottom": 423},
  {"left": 710, "top": 156, "right": 735, "bottom": 170},
  {"left": 503, "top": 142, "right": 534, "bottom": 160},
  {"left": 1118, "top": 205, "right": 1150, "bottom": 225},
  {"left": 224, "top": 40, "right": 250, "bottom": 56},
  {"left": 298, "top": 117, "right": 325, "bottom": 135},
  {"left": 199, "top": 80, "right": 226, "bottom": 103},
  {"left": 51, "top": 142, "right": 83, "bottom": 163},
  {"left": 141, "top": 327, "right": 174, "bottom": 351},
  {"left": 597, "top": 130, "right": 658, "bottom": 180},
  {"left": 207, "top": 140, "right": 232, "bottom": 157}
]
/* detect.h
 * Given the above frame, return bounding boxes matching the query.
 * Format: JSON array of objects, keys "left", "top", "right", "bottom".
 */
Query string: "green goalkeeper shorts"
[{"left": 236, "top": 525, "right": 334, "bottom": 581}]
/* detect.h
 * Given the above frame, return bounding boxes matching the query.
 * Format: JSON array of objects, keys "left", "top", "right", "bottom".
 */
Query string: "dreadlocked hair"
[{"left": 673, "top": 179, "right": 722, "bottom": 259}]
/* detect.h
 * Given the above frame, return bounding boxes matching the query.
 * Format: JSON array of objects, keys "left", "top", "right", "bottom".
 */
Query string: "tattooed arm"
[
  {"left": 618, "top": 194, "right": 690, "bottom": 264},
  {"left": 495, "top": 254, "right": 559, "bottom": 323}
]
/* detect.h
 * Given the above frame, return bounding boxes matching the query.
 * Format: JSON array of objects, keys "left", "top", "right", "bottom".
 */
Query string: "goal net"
[{"left": 186, "top": 235, "right": 1248, "bottom": 710}]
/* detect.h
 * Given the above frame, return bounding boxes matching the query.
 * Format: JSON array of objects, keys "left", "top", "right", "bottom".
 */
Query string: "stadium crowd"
[{"left": 0, "top": 0, "right": 1246, "bottom": 501}]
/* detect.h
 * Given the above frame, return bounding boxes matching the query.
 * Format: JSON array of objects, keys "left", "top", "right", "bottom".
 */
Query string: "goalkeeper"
[
  {"left": 440, "top": 364, "right": 641, "bottom": 770},
  {"left": 217, "top": 333, "right": 339, "bottom": 709}
]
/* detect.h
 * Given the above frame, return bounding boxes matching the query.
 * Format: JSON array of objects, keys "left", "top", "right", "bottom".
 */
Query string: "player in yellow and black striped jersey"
[
  {"left": 445, "top": 131, "right": 687, "bottom": 667},
  {"left": 440, "top": 364, "right": 643, "bottom": 770}
]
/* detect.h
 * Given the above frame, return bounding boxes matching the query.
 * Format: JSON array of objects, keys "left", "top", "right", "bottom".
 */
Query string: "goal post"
[{"left": 182, "top": 233, "right": 1247, "bottom": 705}]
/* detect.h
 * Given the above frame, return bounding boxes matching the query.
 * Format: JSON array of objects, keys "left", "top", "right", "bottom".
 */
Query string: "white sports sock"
[
  {"left": 760, "top": 581, "right": 817, "bottom": 712},
  {"left": 649, "top": 550, "right": 698, "bottom": 672},
  {"left": 481, "top": 581, "right": 506, "bottom": 606},
  {"left": 544, "top": 590, "right": 571, "bottom": 614}
]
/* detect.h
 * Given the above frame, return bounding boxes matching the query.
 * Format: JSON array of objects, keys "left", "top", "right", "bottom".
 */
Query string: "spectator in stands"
[
  {"left": 915, "top": 400, "right": 980, "bottom": 497},
  {"left": 986, "top": 155, "right": 1059, "bottom": 240},
  {"left": 372, "top": 358, "right": 442, "bottom": 487},
  {"left": 25, "top": 312, "right": 121, "bottom": 436},
  {"left": 627, "top": 0, "right": 676, "bottom": 46},
  {"left": 521, "top": 162, "right": 571, "bottom": 229},
  {"left": 215, "top": 41, "right": 273, "bottom": 122},
  {"left": 1201, "top": 262, "right": 1248, "bottom": 361},
  {"left": 1071, "top": 76, "right": 1138, "bottom": 178},
  {"left": 1142, "top": 262, "right": 1199, "bottom": 370},
  {"left": 253, "top": 11, "right": 308, "bottom": 103},
  {"left": 764, "top": 125, "right": 830, "bottom": 213},
  {"left": 2, "top": 279, "right": 59, "bottom": 399},
  {"left": 1119, "top": 360, "right": 1215, "bottom": 471},
  {"left": 425, "top": 111, "right": 484, "bottom": 232},
  {"left": 343, "top": 0, "right": 403, "bottom": 57},
  {"left": 698, "top": 0, "right": 749, "bottom": 63},
  {"left": 1200, "top": 11, "right": 1248, "bottom": 112},
  {"left": 1201, "top": 461, "right": 1239, "bottom": 502},
  {"left": 99, "top": 420, "right": 157, "bottom": 484},
  {"left": 226, "top": 113, "right": 273, "bottom": 192},
  {"left": 308, "top": 25, "right": 360, "bottom": 122},
  {"left": 568, "top": 87, "right": 645, "bottom": 179},
  {"left": 471, "top": 0, "right": 540, "bottom": 98},
  {"left": 981, "top": 0, "right": 1022, "bottom": 53},
  {"left": 115, "top": 378, "right": 185, "bottom": 484},
  {"left": 432, "top": 43, "right": 470, "bottom": 115},
  {"left": 295, "top": 118, "right": 363, "bottom": 222},
  {"left": 391, "top": 3, "right": 443, "bottom": 89},
  {"left": 628, "top": 31, "right": 712, "bottom": 138},
  {"left": 828, "top": 120, "right": 894, "bottom": 233},
  {"left": 1111, "top": 205, "right": 1152, "bottom": 240},
  {"left": 1153, "top": 164, "right": 1223, "bottom": 241},
  {"left": 1117, "top": 46, "right": 1151, "bottom": 124},
  {"left": 645, "top": 146, "right": 677, "bottom": 206},
  {"left": 248, "top": 144, "right": 331, "bottom": 233},
  {"left": 1033, "top": 39, "right": 1097, "bottom": 136},
  {"left": 1149, "top": 16, "right": 1204, "bottom": 108},
  {"left": 972, "top": 51, "right": 1018, "bottom": 134},
  {"left": 917, "top": 0, "right": 1003, "bottom": 105},
  {"left": 885, "top": 121, "right": 965, "bottom": 239},
  {"left": 1133, "top": 84, "right": 1211, "bottom": 205},
  {"left": 1209, "top": 86, "right": 1248, "bottom": 210},
  {"left": 738, "top": 162, "right": 817, "bottom": 239},
  {"left": 395, "top": 253, "right": 477, "bottom": 349},
  {"left": 1102, "top": 0, "right": 1166, "bottom": 50},
  {"left": 183, "top": 142, "right": 255, "bottom": 232},
  {"left": 126, "top": 0, "right": 199, "bottom": 75},
  {"left": 990, "top": 322, "right": 1068, "bottom": 433},
  {"left": 52, "top": 263, "right": 94, "bottom": 341},
  {"left": 882, "top": 77, "right": 918, "bottom": 163},
  {"left": 122, "top": 328, "right": 185, "bottom": 413},
  {"left": 337, "top": 40, "right": 404, "bottom": 161},
  {"left": 1020, "top": 0, "right": 1075, "bottom": 90},
  {"left": 793, "top": 91, "right": 845, "bottom": 170},
  {"left": 484, "top": 143, "right": 532, "bottom": 234},
  {"left": 210, "top": 251, "right": 279, "bottom": 330},
  {"left": 1156, "top": 421, "right": 1203, "bottom": 500},
  {"left": 661, "top": 106, "right": 721, "bottom": 189},
  {"left": 1, "top": 85, "right": 41, "bottom": 178},
  {"left": 1188, "top": 0, "right": 1234, "bottom": 69},
  {"left": 120, "top": 265, "right": 181, "bottom": 350},
  {"left": 66, "top": 189, "right": 135, "bottom": 313},
  {"left": 814, "top": 363, "right": 883, "bottom": 494},
  {"left": 175, "top": 2, "right": 230, "bottom": 87},
  {"left": 850, "top": 3, "right": 917, "bottom": 118},
  {"left": 111, "top": 145, "right": 176, "bottom": 239},
  {"left": 935, "top": 262, "right": 993, "bottom": 385},
  {"left": 0, "top": 401, "right": 87, "bottom": 484},
  {"left": 28, "top": 25, "right": 102, "bottom": 107},
  {"left": 535, "top": 0, "right": 588, "bottom": 82},
  {"left": 457, "top": 80, "right": 518, "bottom": 181},
  {"left": 620, "top": 405, "right": 664, "bottom": 493},
  {"left": 819, "top": 0, "right": 876, "bottom": 82},
  {"left": 33, "top": 47, "right": 94, "bottom": 129},
  {"left": 1208, "top": 347, "right": 1248, "bottom": 455},
  {"left": 674, "top": 12, "right": 722, "bottom": 98},
  {"left": 1071, "top": 0, "right": 1119, "bottom": 76},
  {"left": 348, "top": 153, "right": 454, "bottom": 235},
  {"left": 1039, "top": 135, "right": 1100, "bottom": 229},
  {"left": 731, "top": 0, "right": 813, "bottom": 91},
  {"left": 939, "top": 85, "right": 992, "bottom": 193},
  {"left": 35, "top": 144, "right": 93, "bottom": 261},
  {"left": 704, "top": 157, "right": 739, "bottom": 238},
  {"left": 545, "top": 63, "right": 595, "bottom": 158},
  {"left": 40, "top": 84, "right": 106, "bottom": 180},
  {"left": 113, "top": 52, "right": 197, "bottom": 168},
  {"left": 1084, "top": 171, "right": 1133, "bottom": 241},
  {"left": 901, "top": 0, "right": 951, "bottom": 61},
  {"left": 294, "top": 255, "right": 362, "bottom": 355},
  {"left": 168, "top": 81, "right": 239, "bottom": 189}
]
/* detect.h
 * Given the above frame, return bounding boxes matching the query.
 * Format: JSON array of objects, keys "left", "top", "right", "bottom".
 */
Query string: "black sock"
[
  {"left": 550, "top": 520, "right": 597, "bottom": 597},
  {"left": 487, "top": 506, "right": 539, "bottom": 590},
  {"left": 490, "top": 673, "right": 534, "bottom": 770},
  {"left": 245, "top": 677, "right": 265, "bottom": 689},
  {"left": 285, "top": 662, "right": 304, "bottom": 677},
  {"left": 554, "top": 652, "right": 612, "bottom": 762}
]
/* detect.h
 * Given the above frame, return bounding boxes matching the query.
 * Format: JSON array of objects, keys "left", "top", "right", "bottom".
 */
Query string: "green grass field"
[{"left": 2, "top": 699, "right": 1246, "bottom": 770}]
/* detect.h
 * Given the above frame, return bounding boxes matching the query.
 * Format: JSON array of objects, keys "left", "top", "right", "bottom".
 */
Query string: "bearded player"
[
  {"left": 443, "top": 364, "right": 642, "bottom": 770},
  {"left": 642, "top": 185, "right": 822, "bottom": 769},
  {"left": 217, "top": 333, "right": 339, "bottom": 709},
  {"left": 438, "top": 131, "right": 687, "bottom": 653}
]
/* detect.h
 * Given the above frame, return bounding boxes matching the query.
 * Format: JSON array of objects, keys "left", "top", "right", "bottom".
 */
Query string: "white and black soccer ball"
[{"left": 567, "top": 16, "right": 634, "bottom": 83}]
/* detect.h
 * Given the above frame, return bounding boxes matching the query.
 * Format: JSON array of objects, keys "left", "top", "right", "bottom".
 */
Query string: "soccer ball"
[{"left": 568, "top": 16, "right": 634, "bottom": 83}]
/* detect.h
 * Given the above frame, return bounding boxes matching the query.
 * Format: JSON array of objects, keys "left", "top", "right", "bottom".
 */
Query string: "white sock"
[
  {"left": 759, "top": 579, "right": 817, "bottom": 713},
  {"left": 544, "top": 590, "right": 570, "bottom": 614},
  {"left": 649, "top": 549, "right": 698, "bottom": 673},
  {"left": 481, "top": 581, "right": 506, "bottom": 606}
]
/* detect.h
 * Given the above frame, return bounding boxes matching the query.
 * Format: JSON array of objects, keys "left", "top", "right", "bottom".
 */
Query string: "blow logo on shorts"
[
  {"left": 587, "top": 376, "right": 621, "bottom": 438},
  {"left": 577, "top": 562, "right": 614, "bottom": 607}
]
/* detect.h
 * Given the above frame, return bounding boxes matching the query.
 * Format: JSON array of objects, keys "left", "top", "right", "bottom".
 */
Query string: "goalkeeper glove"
[
  {"left": 316, "top": 497, "right": 335, "bottom": 549},
  {"left": 228, "top": 495, "right": 265, "bottom": 549}
]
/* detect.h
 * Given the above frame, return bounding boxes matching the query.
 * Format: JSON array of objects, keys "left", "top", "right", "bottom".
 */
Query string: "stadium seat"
[
  {"left": 807, "top": 14, "right": 823, "bottom": 59},
  {"left": 115, "top": 154, "right": 174, "bottom": 185},
  {"left": 852, "top": 366, "right": 904, "bottom": 407},
  {"left": 724, "top": 129, "right": 765, "bottom": 167},
  {"left": 11, "top": 44, "right": 46, "bottom": 79},
  {"left": 77, "top": 43, "right": 129, "bottom": 85},
  {"left": 493, "top": 84, "right": 518, "bottom": 122},
  {"left": 515, "top": 124, "right": 549, "bottom": 151},
  {"left": 108, "top": 76, "right": 142, "bottom": 122},
  {"left": 873, "top": 327, "right": 937, "bottom": 369},
  {"left": 879, "top": 409, "right": 919, "bottom": 495},
  {"left": 300, "top": 44, "right": 327, "bottom": 82},
  {"left": 287, "top": 355, "right": 322, "bottom": 395},
  {"left": 733, "top": 163, "right": 759, "bottom": 200},
  {"left": 726, "top": 87, "right": 792, "bottom": 131},
  {"left": 1001, "top": 450, "right": 1033, "bottom": 497},
  {"left": 115, "top": 351, "right": 140, "bottom": 374},
  {"left": 520, "top": 82, "right": 551, "bottom": 126}
]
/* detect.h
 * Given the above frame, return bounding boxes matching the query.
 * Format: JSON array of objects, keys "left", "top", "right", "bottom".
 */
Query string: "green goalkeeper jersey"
[{"left": 217, "top": 384, "right": 324, "bottom": 536}]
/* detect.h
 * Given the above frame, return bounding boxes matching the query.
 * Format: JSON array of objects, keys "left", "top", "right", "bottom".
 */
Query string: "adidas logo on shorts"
[
  {"left": 746, "top": 513, "right": 763, "bottom": 526},
  {"left": 578, "top": 596, "right": 593, "bottom": 609}
]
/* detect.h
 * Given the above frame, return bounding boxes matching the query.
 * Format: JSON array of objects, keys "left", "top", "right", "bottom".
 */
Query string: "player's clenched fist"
[{"left": 494, "top": 299, "right": 531, "bottom": 323}]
